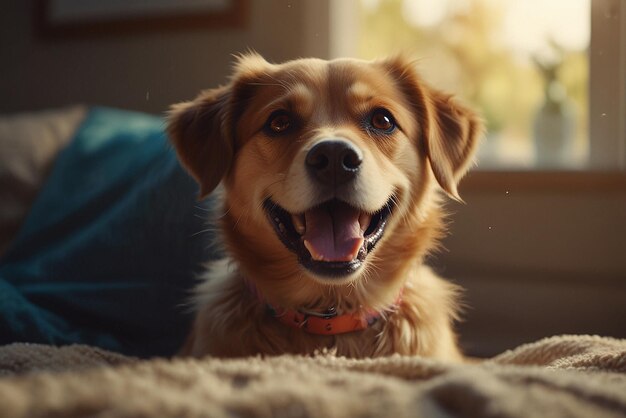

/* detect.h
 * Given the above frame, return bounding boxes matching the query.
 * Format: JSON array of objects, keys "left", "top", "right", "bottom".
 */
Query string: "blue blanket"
[{"left": 0, "top": 107, "right": 218, "bottom": 357}]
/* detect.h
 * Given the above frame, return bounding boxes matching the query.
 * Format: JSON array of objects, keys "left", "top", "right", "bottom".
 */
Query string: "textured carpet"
[{"left": 0, "top": 335, "right": 624, "bottom": 418}]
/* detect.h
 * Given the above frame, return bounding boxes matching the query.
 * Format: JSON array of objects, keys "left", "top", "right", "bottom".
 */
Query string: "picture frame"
[{"left": 35, "top": 0, "right": 249, "bottom": 38}]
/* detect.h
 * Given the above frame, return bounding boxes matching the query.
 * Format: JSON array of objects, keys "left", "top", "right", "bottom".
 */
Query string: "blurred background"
[{"left": 1, "top": 0, "right": 625, "bottom": 357}]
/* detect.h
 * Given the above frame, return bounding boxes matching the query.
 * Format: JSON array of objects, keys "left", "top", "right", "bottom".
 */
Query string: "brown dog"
[{"left": 168, "top": 53, "right": 482, "bottom": 360}]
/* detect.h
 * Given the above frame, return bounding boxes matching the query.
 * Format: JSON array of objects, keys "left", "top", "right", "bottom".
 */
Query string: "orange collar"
[
  {"left": 245, "top": 279, "right": 402, "bottom": 336},
  {"left": 267, "top": 304, "right": 381, "bottom": 335}
]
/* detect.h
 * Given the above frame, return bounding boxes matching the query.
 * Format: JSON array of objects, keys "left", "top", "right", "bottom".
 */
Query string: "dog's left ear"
[
  {"left": 425, "top": 90, "right": 483, "bottom": 200},
  {"left": 382, "top": 56, "right": 483, "bottom": 200}
]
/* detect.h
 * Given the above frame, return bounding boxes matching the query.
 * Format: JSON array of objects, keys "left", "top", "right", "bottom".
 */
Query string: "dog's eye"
[
  {"left": 266, "top": 111, "right": 292, "bottom": 134},
  {"left": 370, "top": 109, "right": 396, "bottom": 132}
]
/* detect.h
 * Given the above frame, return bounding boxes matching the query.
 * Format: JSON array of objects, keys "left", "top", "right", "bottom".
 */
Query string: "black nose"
[{"left": 305, "top": 140, "right": 363, "bottom": 186}]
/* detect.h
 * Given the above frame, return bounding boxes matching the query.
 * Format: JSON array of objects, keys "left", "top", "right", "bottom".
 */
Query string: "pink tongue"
[{"left": 303, "top": 201, "right": 364, "bottom": 262}]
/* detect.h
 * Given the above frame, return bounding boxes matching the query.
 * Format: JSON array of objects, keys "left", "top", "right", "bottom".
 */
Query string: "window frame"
[{"left": 589, "top": 0, "right": 626, "bottom": 170}]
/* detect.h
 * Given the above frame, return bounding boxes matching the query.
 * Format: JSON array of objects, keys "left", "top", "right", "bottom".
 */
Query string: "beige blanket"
[{"left": 0, "top": 335, "right": 624, "bottom": 418}]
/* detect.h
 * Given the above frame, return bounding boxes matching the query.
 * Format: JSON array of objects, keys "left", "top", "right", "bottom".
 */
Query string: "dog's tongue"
[{"left": 303, "top": 201, "right": 364, "bottom": 262}]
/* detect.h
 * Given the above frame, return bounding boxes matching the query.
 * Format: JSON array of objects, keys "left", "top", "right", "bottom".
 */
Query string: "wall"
[
  {"left": 435, "top": 175, "right": 626, "bottom": 356},
  {"left": 0, "top": 0, "right": 321, "bottom": 115}
]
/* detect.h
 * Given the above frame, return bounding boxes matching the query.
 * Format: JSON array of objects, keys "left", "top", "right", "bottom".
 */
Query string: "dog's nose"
[{"left": 305, "top": 140, "right": 363, "bottom": 185}]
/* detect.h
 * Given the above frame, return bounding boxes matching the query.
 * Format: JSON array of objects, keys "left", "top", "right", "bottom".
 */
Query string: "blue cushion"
[{"left": 0, "top": 107, "right": 217, "bottom": 357}]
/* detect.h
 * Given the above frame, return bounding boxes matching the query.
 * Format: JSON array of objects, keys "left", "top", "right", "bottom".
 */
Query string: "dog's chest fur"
[{"left": 181, "top": 260, "right": 461, "bottom": 360}]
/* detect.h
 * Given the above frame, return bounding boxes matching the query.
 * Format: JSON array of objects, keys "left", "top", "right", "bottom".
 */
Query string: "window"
[{"left": 327, "top": 0, "right": 626, "bottom": 171}]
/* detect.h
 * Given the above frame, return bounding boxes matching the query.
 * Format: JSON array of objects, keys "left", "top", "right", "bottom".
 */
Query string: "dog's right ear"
[{"left": 167, "top": 85, "right": 233, "bottom": 198}]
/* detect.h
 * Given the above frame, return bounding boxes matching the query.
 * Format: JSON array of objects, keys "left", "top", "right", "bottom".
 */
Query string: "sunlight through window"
[{"left": 355, "top": 0, "right": 590, "bottom": 169}]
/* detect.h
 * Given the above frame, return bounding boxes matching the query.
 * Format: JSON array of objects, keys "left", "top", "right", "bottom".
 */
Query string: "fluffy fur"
[{"left": 168, "top": 53, "right": 482, "bottom": 360}]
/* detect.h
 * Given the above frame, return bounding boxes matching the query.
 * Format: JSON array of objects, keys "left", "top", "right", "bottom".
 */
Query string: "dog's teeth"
[
  {"left": 359, "top": 212, "right": 372, "bottom": 232},
  {"left": 278, "top": 223, "right": 286, "bottom": 233},
  {"left": 292, "top": 214, "right": 305, "bottom": 235}
]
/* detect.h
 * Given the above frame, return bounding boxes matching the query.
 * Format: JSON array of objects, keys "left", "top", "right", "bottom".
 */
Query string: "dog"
[{"left": 168, "top": 53, "right": 482, "bottom": 360}]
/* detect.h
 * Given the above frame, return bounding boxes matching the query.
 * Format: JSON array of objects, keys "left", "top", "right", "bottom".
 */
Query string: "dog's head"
[{"left": 168, "top": 54, "right": 481, "bottom": 307}]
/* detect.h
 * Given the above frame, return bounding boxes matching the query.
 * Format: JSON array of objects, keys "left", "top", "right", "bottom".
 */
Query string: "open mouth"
[{"left": 264, "top": 197, "right": 395, "bottom": 278}]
